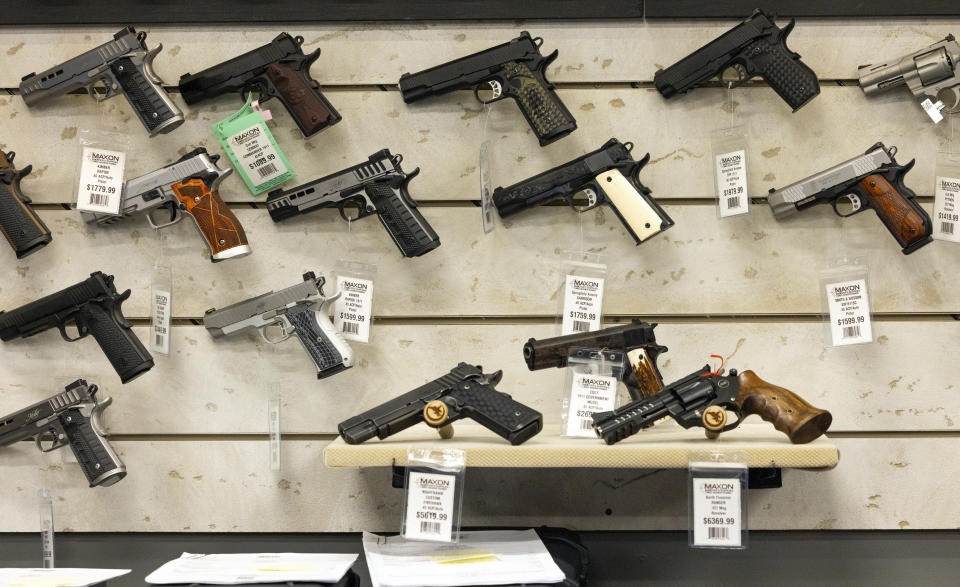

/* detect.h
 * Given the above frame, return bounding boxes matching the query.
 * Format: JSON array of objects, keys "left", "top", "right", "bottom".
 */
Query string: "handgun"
[
  {"left": 522, "top": 320, "right": 668, "bottom": 400},
  {"left": 0, "top": 149, "right": 52, "bottom": 259},
  {"left": 859, "top": 35, "right": 960, "bottom": 122},
  {"left": 0, "top": 379, "right": 125, "bottom": 487},
  {"left": 266, "top": 149, "right": 440, "bottom": 257},
  {"left": 592, "top": 365, "right": 832, "bottom": 445},
  {"left": 179, "top": 33, "right": 342, "bottom": 138},
  {"left": 19, "top": 26, "right": 183, "bottom": 136},
  {"left": 0, "top": 272, "right": 154, "bottom": 384},
  {"left": 492, "top": 138, "right": 674, "bottom": 244},
  {"left": 767, "top": 142, "right": 933, "bottom": 254},
  {"left": 339, "top": 363, "right": 543, "bottom": 445},
  {"left": 399, "top": 31, "right": 577, "bottom": 147},
  {"left": 80, "top": 148, "right": 251, "bottom": 262},
  {"left": 203, "top": 272, "right": 353, "bottom": 378},
  {"left": 654, "top": 9, "right": 820, "bottom": 112}
]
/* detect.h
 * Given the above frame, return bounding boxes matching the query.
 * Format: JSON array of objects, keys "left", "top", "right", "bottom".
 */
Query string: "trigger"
[
  {"left": 166, "top": 201, "right": 178, "bottom": 223},
  {"left": 585, "top": 189, "right": 598, "bottom": 208},
  {"left": 720, "top": 64, "right": 748, "bottom": 86}
]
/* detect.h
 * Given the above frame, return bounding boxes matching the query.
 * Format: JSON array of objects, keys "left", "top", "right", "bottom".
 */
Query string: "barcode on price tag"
[
  {"left": 76, "top": 147, "right": 125, "bottom": 214},
  {"left": 404, "top": 471, "right": 456, "bottom": 542},
  {"left": 933, "top": 175, "right": 960, "bottom": 243},
  {"left": 151, "top": 289, "right": 171, "bottom": 355},
  {"left": 333, "top": 275, "right": 374, "bottom": 342},
  {"left": 565, "top": 372, "right": 617, "bottom": 437},
  {"left": 715, "top": 149, "right": 748, "bottom": 217},
  {"left": 826, "top": 278, "right": 872, "bottom": 346},
  {"left": 561, "top": 274, "right": 604, "bottom": 335}
]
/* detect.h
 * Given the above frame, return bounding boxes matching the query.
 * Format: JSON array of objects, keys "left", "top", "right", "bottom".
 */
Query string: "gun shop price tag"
[
  {"left": 150, "top": 264, "right": 172, "bottom": 356},
  {"left": 825, "top": 278, "right": 873, "bottom": 346},
  {"left": 933, "top": 174, "right": 960, "bottom": 243},
  {"left": 404, "top": 471, "right": 457, "bottom": 542},
  {"left": 689, "top": 462, "right": 747, "bottom": 549},
  {"left": 333, "top": 275, "right": 373, "bottom": 343},
  {"left": 76, "top": 147, "right": 125, "bottom": 214},
  {"left": 214, "top": 94, "right": 295, "bottom": 195},
  {"left": 565, "top": 372, "right": 617, "bottom": 438},
  {"left": 921, "top": 98, "right": 946, "bottom": 124},
  {"left": 714, "top": 149, "right": 749, "bottom": 217},
  {"left": 561, "top": 274, "right": 605, "bottom": 335}
]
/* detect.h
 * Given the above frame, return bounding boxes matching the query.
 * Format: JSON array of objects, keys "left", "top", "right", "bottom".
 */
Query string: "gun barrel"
[
  {"left": 0, "top": 272, "right": 114, "bottom": 340},
  {"left": 859, "top": 36, "right": 959, "bottom": 97}
]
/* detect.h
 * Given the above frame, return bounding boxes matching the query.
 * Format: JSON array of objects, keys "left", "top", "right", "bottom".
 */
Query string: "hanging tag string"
[{"left": 702, "top": 354, "right": 725, "bottom": 377}]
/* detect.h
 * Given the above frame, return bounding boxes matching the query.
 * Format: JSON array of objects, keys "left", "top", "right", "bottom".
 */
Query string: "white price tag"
[
  {"left": 333, "top": 275, "right": 374, "bottom": 342},
  {"left": 692, "top": 473, "right": 743, "bottom": 547},
  {"left": 404, "top": 471, "right": 456, "bottom": 542},
  {"left": 268, "top": 396, "right": 281, "bottom": 472},
  {"left": 933, "top": 175, "right": 960, "bottom": 242},
  {"left": 565, "top": 372, "right": 617, "bottom": 437},
  {"left": 715, "top": 149, "right": 748, "bottom": 217},
  {"left": 921, "top": 98, "right": 945, "bottom": 124},
  {"left": 151, "top": 289, "right": 172, "bottom": 355},
  {"left": 228, "top": 124, "right": 287, "bottom": 183},
  {"left": 826, "top": 278, "right": 873, "bottom": 345},
  {"left": 76, "top": 147, "right": 125, "bottom": 214},
  {"left": 561, "top": 274, "right": 604, "bottom": 335}
]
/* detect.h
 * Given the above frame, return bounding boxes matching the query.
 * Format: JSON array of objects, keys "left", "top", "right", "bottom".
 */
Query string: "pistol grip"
[
  {"left": 365, "top": 177, "right": 441, "bottom": 257},
  {"left": 287, "top": 304, "right": 353, "bottom": 379},
  {"left": 62, "top": 408, "right": 126, "bottom": 487},
  {"left": 78, "top": 295, "right": 154, "bottom": 384},
  {"left": 735, "top": 370, "right": 832, "bottom": 444},
  {"left": 266, "top": 62, "right": 342, "bottom": 137},
  {"left": 0, "top": 177, "right": 52, "bottom": 259},
  {"left": 859, "top": 173, "right": 933, "bottom": 254},
  {"left": 502, "top": 61, "right": 577, "bottom": 146},
  {"left": 447, "top": 381, "right": 543, "bottom": 445},
  {"left": 595, "top": 168, "right": 674, "bottom": 244},
  {"left": 172, "top": 179, "right": 251, "bottom": 262},
  {"left": 110, "top": 57, "right": 184, "bottom": 136},
  {"left": 746, "top": 34, "right": 820, "bottom": 111}
]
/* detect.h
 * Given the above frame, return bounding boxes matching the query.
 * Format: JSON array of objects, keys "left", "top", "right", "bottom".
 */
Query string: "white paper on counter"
[
  {"left": 363, "top": 529, "right": 565, "bottom": 587},
  {"left": 144, "top": 553, "right": 358, "bottom": 585},
  {"left": 0, "top": 568, "right": 130, "bottom": 587}
]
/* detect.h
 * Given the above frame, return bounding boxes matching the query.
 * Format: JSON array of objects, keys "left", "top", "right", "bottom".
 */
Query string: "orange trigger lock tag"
[
  {"left": 702, "top": 354, "right": 725, "bottom": 377},
  {"left": 250, "top": 99, "right": 273, "bottom": 122}
]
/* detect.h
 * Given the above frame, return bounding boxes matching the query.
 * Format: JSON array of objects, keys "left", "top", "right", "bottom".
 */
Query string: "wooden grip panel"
[
  {"left": 172, "top": 179, "right": 249, "bottom": 259},
  {"left": 859, "top": 174, "right": 932, "bottom": 252},
  {"left": 266, "top": 62, "right": 338, "bottom": 137},
  {"left": 735, "top": 370, "right": 832, "bottom": 444}
]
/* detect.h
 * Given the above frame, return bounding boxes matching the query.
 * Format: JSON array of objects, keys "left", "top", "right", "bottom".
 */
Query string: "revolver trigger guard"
[{"left": 938, "top": 86, "right": 960, "bottom": 113}]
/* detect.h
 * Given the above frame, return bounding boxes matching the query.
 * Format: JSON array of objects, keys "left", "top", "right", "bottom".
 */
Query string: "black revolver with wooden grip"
[
  {"left": 654, "top": 9, "right": 820, "bottom": 112},
  {"left": 178, "top": 33, "right": 341, "bottom": 138},
  {"left": 493, "top": 138, "right": 674, "bottom": 244},
  {"left": 592, "top": 365, "right": 833, "bottom": 445},
  {"left": 0, "top": 149, "right": 52, "bottom": 259},
  {"left": 339, "top": 363, "right": 543, "bottom": 445},
  {"left": 0, "top": 272, "right": 154, "bottom": 384},
  {"left": 399, "top": 31, "right": 576, "bottom": 147},
  {"left": 523, "top": 320, "right": 668, "bottom": 400}
]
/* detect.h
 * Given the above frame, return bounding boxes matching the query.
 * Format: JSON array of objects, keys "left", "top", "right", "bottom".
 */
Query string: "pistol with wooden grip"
[
  {"left": 399, "top": 31, "right": 577, "bottom": 147},
  {"left": 0, "top": 379, "right": 125, "bottom": 488},
  {"left": 79, "top": 148, "right": 250, "bottom": 262},
  {"left": 178, "top": 33, "right": 341, "bottom": 138},
  {"left": 0, "top": 149, "right": 52, "bottom": 259},
  {"left": 522, "top": 320, "right": 668, "bottom": 401},
  {"left": 592, "top": 365, "right": 832, "bottom": 445},
  {"left": 338, "top": 363, "right": 543, "bottom": 445},
  {"left": 492, "top": 138, "right": 674, "bottom": 245},
  {"left": 767, "top": 142, "right": 933, "bottom": 254}
]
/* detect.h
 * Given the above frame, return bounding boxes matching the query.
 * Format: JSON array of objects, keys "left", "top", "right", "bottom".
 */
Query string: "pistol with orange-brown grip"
[
  {"left": 592, "top": 365, "right": 832, "bottom": 445},
  {"left": 0, "top": 149, "right": 52, "bottom": 259},
  {"left": 80, "top": 148, "right": 251, "bottom": 262},
  {"left": 178, "top": 33, "right": 341, "bottom": 138},
  {"left": 767, "top": 142, "right": 933, "bottom": 254}
]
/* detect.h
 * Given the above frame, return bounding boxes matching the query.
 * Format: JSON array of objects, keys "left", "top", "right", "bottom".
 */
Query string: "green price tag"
[{"left": 213, "top": 94, "right": 295, "bottom": 194}]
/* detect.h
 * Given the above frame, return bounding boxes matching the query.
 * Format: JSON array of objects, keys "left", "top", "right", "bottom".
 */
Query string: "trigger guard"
[
  {"left": 937, "top": 87, "right": 960, "bottom": 113},
  {"left": 260, "top": 321, "right": 291, "bottom": 344}
]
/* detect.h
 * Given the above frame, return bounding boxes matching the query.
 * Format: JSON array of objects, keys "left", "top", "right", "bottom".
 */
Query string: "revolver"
[
  {"left": 654, "top": 9, "right": 820, "bottom": 112},
  {"left": 592, "top": 365, "right": 833, "bottom": 445},
  {"left": 203, "top": 272, "right": 353, "bottom": 378},
  {"left": 0, "top": 149, "right": 52, "bottom": 259},
  {"left": 0, "top": 379, "right": 125, "bottom": 487},
  {"left": 0, "top": 271, "right": 154, "bottom": 384},
  {"left": 492, "top": 138, "right": 674, "bottom": 244},
  {"left": 179, "top": 33, "right": 341, "bottom": 138},
  {"left": 523, "top": 320, "right": 668, "bottom": 401},
  {"left": 19, "top": 26, "right": 184, "bottom": 136},
  {"left": 338, "top": 363, "right": 543, "bottom": 445},
  {"left": 79, "top": 148, "right": 251, "bottom": 262},
  {"left": 859, "top": 35, "right": 960, "bottom": 122},
  {"left": 399, "top": 31, "right": 577, "bottom": 147},
  {"left": 767, "top": 142, "right": 933, "bottom": 254},
  {"left": 266, "top": 149, "right": 441, "bottom": 257}
]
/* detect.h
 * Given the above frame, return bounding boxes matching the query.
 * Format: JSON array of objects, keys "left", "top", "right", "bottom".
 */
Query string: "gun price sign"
[
  {"left": 825, "top": 278, "right": 873, "bottom": 346},
  {"left": 690, "top": 463, "right": 746, "bottom": 549},
  {"left": 403, "top": 471, "right": 457, "bottom": 542},
  {"left": 333, "top": 275, "right": 374, "bottom": 342},
  {"left": 714, "top": 149, "right": 749, "bottom": 217},
  {"left": 76, "top": 147, "right": 125, "bottom": 214},
  {"left": 565, "top": 372, "right": 617, "bottom": 437},
  {"left": 561, "top": 274, "right": 605, "bottom": 335},
  {"left": 933, "top": 175, "right": 960, "bottom": 243}
]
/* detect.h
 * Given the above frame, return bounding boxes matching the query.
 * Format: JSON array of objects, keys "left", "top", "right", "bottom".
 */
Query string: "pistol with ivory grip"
[
  {"left": 492, "top": 138, "right": 674, "bottom": 245},
  {"left": 767, "top": 142, "right": 932, "bottom": 255},
  {"left": 0, "top": 149, "right": 52, "bottom": 259},
  {"left": 19, "top": 26, "right": 183, "bottom": 136},
  {"left": 522, "top": 320, "right": 668, "bottom": 401},
  {"left": 858, "top": 35, "right": 960, "bottom": 122},
  {"left": 203, "top": 272, "right": 353, "bottom": 379},
  {"left": 592, "top": 365, "right": 833, "bottom": 445},
  {"left": 79, "top": 148, "right": 250, "bottom": 263},
  {"left": 0, "top": 379, "right": 125, "bottom": 488},
  {"left": 338, "top": 363, "right": 543, "bottom": 445},
  {"left": 179, "top": 33, "right": 341, "bottom": 138}
]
